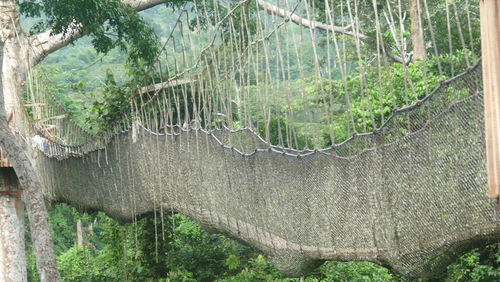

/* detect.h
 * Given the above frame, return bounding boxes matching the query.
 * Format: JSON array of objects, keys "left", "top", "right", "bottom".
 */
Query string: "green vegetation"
[
  {"left": 20, "top": 0, "right": 169, "bottom": 64},
  {"left": 17, "top": 1, "right": 498, "bottom": 281},
  {"left": 26, "top": 204, "right": 499, "bottom": 281}
]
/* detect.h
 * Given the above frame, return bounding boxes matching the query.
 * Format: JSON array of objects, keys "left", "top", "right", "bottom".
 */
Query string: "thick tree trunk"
[
  {"left": 0, "top": 120, "right": 60, "bottom": 282},
  {"left": 2, "top": 40, "right": 28, "bottom": 129},
  {"left": 0, "top": 168, "right": 26, "bottom": 282},
  {"left": 409, "top": 0, "right": 427, "bottom": 60},
  {"left": 1, "top": 25, "right": 61, "bottom": 282}
]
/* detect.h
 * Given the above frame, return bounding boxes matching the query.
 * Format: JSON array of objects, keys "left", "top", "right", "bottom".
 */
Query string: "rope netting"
[{"left": 11, "top": 0, "right": 500, "bottom": 278}]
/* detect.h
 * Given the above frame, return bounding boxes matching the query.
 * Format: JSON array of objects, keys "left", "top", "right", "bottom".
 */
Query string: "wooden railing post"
[{"left": 480, "top": 0, "right": 500, "bottom": 199}]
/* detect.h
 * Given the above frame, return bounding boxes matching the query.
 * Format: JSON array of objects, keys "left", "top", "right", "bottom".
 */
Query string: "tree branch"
[
  {"left": 135, "top": 78, "right": 196, "bottom": 96},
  {"left": 256, "top": 0, "right": 406, "bottom": 64},
  {"left": 29, "top": 0, "right": 166, "bottom": 66},
  {"left": 121, "top": 0, "right": 167, "bottom": 11},
  {"left": 257, "top": 0, "right": 368, "bottom": 40}
]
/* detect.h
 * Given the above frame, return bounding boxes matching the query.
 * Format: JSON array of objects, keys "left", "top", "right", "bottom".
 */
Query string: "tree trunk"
[
  {"left": 1, "top": 21, "right": 61, "bottom": 282},
  {"left": 0, "top": 168, "right": 26, "bottom": 282},
  {"left": 0, "top": 120, "right": 60, "bottom": 282},
  {"left": 409, "top": 0, "right": 427, "bottom": 60}
]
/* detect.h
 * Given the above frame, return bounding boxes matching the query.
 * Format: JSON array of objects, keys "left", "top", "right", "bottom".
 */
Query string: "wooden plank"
[
  {"left": 135, "top": 78, "right": 195, "bottom": 96},
  {"left": 480, "top": 0, "right": 500, "bottom": 199},
  {"left": 36, "top": 124, "right": 56, "bottom": 130},
  {"left": 24, "top": 103, "right": 47, "bottom": 107},
  {"left": 0, "top": 191, "right": 22, "bottom": 195},
  {"left": 34, "top": 114, "right": 67, "bottom": 124}
]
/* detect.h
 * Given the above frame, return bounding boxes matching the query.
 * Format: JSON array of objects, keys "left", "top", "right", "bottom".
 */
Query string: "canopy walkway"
[
  {"left": 2, "top": 0, "right": 499, "bottom": 279},
  {"left": 20, "top": 62, "right": 499, "bottom": 278}
]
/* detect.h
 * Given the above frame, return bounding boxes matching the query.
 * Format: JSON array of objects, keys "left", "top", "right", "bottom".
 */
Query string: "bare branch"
[
  {"left": 121, "top": 0, "right": 166, "bottom": 11},
  {"left": 257, "top": 0, "right": 367, "bottom": 40},
  {"left": 256, "top": 0, "right": 406, "bottom": 64},
  {"left": 135, "top": 78, "right": 196, "bottom": 96},
  {"left": 29, "top": 27, "right": 78, "bottom": 66}
]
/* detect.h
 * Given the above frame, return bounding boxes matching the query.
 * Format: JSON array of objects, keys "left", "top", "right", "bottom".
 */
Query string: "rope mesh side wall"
[
  {"left": 28, "top": 64, "right": 500, "bottom": 278},
  {"left": 9, "top": 0, "right": 497, "bottom": 278}
]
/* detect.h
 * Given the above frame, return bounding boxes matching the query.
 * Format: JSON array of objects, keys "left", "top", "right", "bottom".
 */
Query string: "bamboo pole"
[{"left": 480, "top": 0, "right": 500, "bottom": 199}]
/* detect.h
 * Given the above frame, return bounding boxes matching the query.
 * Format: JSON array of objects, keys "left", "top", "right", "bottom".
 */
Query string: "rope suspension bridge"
[{"left": 1, "top": 0, "right": 499, "bottom": 278}]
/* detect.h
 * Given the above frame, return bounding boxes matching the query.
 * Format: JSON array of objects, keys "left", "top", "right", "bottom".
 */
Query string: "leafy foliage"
[
  {"left": 443, "top": 244, "right": 500, "bottom": 282},
  {"left": 19, "top": 0, "right": 163, "bottom": 64},
  {"left": 57, "top": 246, "right": 102, "bottom": 281},
  {"left": 85, "top": 70, "right": 132, "bottom": 132},
  {"left": 26, "top": 204, "right": 499, "bottom": 281}
]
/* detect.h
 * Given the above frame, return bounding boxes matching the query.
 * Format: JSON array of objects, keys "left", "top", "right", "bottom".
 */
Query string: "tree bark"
[
  {"left": 1, "top": 0, "right": 29, "bottom": 127},
  {"left": 1, "top": 19, "right": 61, "bottom": 282},
  {"left": 0, "top": 120, "right": 60, "bottom": 282},
  {"left": 409, "top": 0, "right": 427, "bottom": 60},
  {"left": 0, "top": 168, "right": 26, "bottom": 282}
]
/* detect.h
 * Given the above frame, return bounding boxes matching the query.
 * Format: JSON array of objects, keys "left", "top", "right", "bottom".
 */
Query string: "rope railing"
[{"left": 16, "top": 1, "right": 497, "bottom": 279}]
